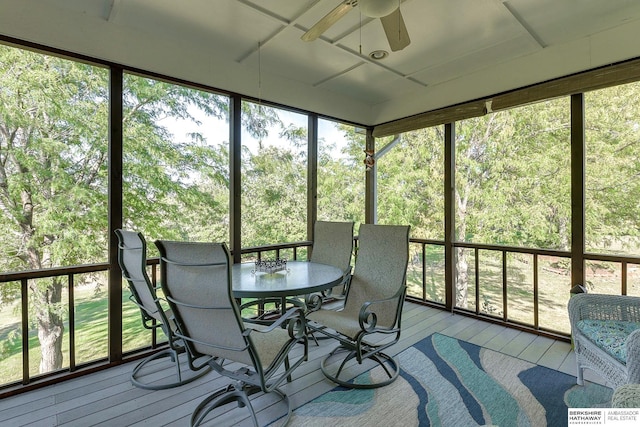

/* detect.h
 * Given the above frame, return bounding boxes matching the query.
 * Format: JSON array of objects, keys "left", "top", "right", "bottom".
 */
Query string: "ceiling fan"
[{"left": 301, "top": 0, "right": 411, "bottom": 52}]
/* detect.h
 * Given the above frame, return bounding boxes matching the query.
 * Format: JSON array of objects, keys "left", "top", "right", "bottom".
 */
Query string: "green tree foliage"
[
  {"left": 585, "top": 83, "right": 640, "bottom": 253},
  {"left": 121, "top": 74, "right": 231, "bottom": 247},
  {"left": 239, "top": 105, "right": 307, "bottom": 247},
  {"left": 0, "top": 48, "right": 111, "bottom": 372},
  {"left": 376, "top": 93, "right": 640, "bottom": 308},
  {"left": 456, "top": 99, "right": 571, "bottom": 250},
  {"left": 241, "top": 143, "right": 307, "bottom": 246},
  {"left": 317, "top": 124, "right": 365, "bottom": 225},
  {"left": 0, "top": 48, "right": 282, "bottom": 372},
  {"left": 452, "top": 100, "right": 571, "bottom": 307},
  {"left": 377, "top": 127, "right": 445, "bottom": 238}
]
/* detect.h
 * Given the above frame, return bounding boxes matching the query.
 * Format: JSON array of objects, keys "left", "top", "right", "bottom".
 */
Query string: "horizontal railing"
[
  {"left": 2, "top": 238, "right": 639, "bottom": 396},
  {"left": 238, "top": 240, "right": 312, "bottom": 260},
  {"left": 405, "top": 239, "right": 640, "bottom": 340}
]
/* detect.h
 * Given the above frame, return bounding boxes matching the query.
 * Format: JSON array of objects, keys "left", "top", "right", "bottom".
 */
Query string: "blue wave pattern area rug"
[{"left": 289, "top": 333, "right": 612, "bottom": 427}]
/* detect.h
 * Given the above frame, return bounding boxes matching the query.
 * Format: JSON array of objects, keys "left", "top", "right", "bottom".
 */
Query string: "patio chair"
[
  {"left": 308, "top": 220, "right": 354, "bottom": 304},
  {"left": 568, "top": 293, "right": 640, "bottom": 388},
  {"left": 306, "top": 223, "right": 410, "bottom": 389},
  {"left": 115, "top": 229, "right": 210, "bottom": 390},
  {"left": 155, "top": 239, "right": 308, "bottom": 427}
]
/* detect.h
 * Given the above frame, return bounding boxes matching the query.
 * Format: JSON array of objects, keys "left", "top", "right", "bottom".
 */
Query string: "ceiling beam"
[
  {"left": 499, "top": 0, "right": 546, "bottom": 49},
  {"left": 104, "top": 0, "right": 122, "bottom": 22},
  {"left": 235, "top": 0, "right": 321, "bottom": 63}
]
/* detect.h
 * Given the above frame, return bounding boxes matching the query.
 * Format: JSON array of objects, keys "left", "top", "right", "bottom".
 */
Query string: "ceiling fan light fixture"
[
  {"left": 369, "top": 50, "right": 389, "bottom": 60},
  {"left": 360, "top": 0, "right": 398, "bottom": 18}
]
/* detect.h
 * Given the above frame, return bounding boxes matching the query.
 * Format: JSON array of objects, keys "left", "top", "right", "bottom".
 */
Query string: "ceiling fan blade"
[
  {"left": 380, "top": 8, "right": 411, "bottom": 51},
  {"left": 301, "top": 1, "right": 354, "bottom": 42}
]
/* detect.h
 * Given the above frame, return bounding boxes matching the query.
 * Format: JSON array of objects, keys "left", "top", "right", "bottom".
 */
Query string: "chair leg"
[
  {"left": 192, "top": 383, "right": 259, "bottom": 427},
  {"left": 285, "top": 356, "right": 291, "bottom": 383},
  {"left": 172, "top": 349, "right": 183, "bottom": 383},
  {"left": 191, "top": 383, "right": 293, "bottom": 427},
  {"left": 577, "top": 365, "right": 584, "bottom": 385},
  {"left": 308, "top": 330, "right": 320, "bottom": 346},
  {"left": 131, "top": 348, "right": 210, "bottom": 390}
]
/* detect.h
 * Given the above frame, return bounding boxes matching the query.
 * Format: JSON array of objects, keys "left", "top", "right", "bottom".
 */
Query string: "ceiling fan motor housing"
[{"left": 360, "top": 0, "right": 398, "bottom": 18}]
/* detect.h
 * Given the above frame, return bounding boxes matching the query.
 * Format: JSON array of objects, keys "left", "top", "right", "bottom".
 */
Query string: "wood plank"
[
  {"left": 538, "top": 340, "right": 573, "bottom": 370},
  {"left": 438, "top": 314, "right": 480, "bottom": 338},
  {"left": 518, "top": 335, "right": 555, "bottom": 364},
  {"left": 482, "top": 327, "right": 523, "bottom": 352},
  {"left": 466, "top": 324, "right": 507, "bottom": 347},
  {"left": 452, "top": 317, "right": 493, "bottom": 342},
  {"left": 500, "top": 329, "right": 538, "bottom": 357}
]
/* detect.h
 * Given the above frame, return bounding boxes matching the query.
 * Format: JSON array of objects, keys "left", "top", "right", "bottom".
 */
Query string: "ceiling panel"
[
  {"left": 1, "top": 0, "right": 640, "bottom": 125},
  {"left": 37, "top": 0, "right": 110, "bottom": 18},
  {"left": 411, "top": 33, "right": 541, "bottom": 87},
  {"left": 389, "top": 0, "right": 533, "bottom": 75},
  {"left": 108, "top": 0, "right": 286, "bottom": 61},
  {"left": 319, "top": 61, "right": 425, "bottom": 104},
  {"left": 242, "top": 26, "right": 363, "bottom": 88},
  {"left": 508, "top": 0, "right": 640, "bottom": 46}
]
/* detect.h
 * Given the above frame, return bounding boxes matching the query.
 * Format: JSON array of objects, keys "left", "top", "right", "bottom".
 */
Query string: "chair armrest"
[
  {"left": 568, "top": 293, "right": 640, "bottom": 328},
  {"left": 627, "top": 329, "right": 640, "bottom": 383},
  {"left": 305, "top": 293, "right": 323, "bottom": 312},
  {"left": 358, "top": 285, "right": 405, "bottom": 333},
  {"left": 613, "top": 384, "right": 640, "bottom": 407},
  {"left": 244, "top": 306, "right": 307, "bottom": 340}
]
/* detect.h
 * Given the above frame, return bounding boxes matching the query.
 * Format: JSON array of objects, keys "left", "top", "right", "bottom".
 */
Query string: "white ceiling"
[{"left": 2, "top": 0, "right": 640, "bottom": 126}]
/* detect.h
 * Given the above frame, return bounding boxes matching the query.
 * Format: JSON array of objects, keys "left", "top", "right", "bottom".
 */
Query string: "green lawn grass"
[{"left": 0, "top": 285, "right": 153, "bottom": 383}]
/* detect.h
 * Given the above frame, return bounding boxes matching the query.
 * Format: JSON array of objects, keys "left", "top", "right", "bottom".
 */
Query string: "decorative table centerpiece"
[{"left": 251, "top": 258, "right": 288, "bottom": 274}]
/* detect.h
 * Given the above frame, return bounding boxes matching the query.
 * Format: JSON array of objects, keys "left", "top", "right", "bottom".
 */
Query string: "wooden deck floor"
[{"left": 0, "top": 302, "right": 607, "bottom": 426}]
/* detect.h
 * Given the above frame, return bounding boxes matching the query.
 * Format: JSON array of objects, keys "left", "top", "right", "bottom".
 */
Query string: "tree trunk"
[
  {"left": 20, "top": 187, "right": 66, "bottom": 373},
  {"left": 32, "top": 277, "right": 64, "bottom": 373},
  {"left": 455, "top": 187, "right": 470, "bottom": 309},
  {"left": 455, "top": 247, "right": 469, "bottom": 308}
]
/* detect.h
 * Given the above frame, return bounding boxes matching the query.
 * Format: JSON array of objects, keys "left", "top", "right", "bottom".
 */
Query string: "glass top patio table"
[{"left": 231, "top": 260, "right": 343, "bottom": 298}]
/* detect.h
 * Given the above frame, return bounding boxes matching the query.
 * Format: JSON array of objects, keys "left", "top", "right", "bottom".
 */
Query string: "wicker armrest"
[
  {"left": 568, "top": 294, "right": 640, "bottom": 328},
  {"left": 627, "top": 329, "right": 640, "bottom": 383},
  {"left": 613, "top": 383, "right": 640, "bottom": 407}
]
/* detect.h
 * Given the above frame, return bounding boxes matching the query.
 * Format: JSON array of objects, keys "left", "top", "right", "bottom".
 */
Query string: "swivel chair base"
[
  {"left": 192, "top": 382, "right": 292, "bottom": 427},
  {"left": 131, "top": 348, "right": 210, "bottom": 390},
  {"left": 320, "top": 344, "right": 400, "bottom": 389}
]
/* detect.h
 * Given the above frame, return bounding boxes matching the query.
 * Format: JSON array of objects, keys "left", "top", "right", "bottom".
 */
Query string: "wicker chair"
[
  {"left": 568, "top": 293, "right": 640, "bottom": 388},
  {"left": 155, "top": 239, "right": 308, "bottom": 426},
  {"left": 307, "top": 223, "right": 410, "bottom": 389}
]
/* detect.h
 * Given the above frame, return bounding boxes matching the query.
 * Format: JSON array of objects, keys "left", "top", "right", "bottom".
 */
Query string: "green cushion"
[{"left": 577, "top": 319, "right": 640, "bottom": 364}]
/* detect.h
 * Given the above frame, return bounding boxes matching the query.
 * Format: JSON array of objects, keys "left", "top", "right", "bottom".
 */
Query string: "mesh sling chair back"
[
  {"left": 568, "top": 293, "right": 640, "bottom": 388},
  {"left": 306, "top": 223, "right": 410, "bottom": 389},
  {"left": 155, "top": 240, "right": 308, "bottom": 427},
  {"left": 308, "top": 220, "right": 354, "bottom": 302},
  {"left": 115, "top": 229, "right": 210, "bottom": 389}
]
